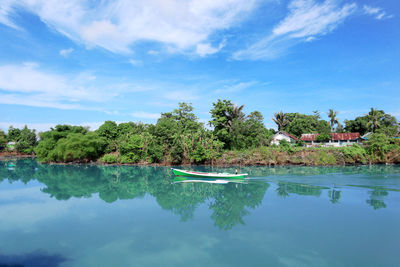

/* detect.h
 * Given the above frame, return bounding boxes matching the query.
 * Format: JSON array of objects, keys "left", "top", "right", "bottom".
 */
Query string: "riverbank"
[
  {"left": 0, "top": 151, "right": 35, "bottom": 160},
  {"left": 4, "top": 146, "right": 398, "bottom": 167}
]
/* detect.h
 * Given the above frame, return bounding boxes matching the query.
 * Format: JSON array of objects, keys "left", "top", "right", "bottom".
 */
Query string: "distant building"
[
  {"left": 271, "top": 131, "right": 299, "bottom": 145},
  {"left": 7, "top": 142, "right": 16, "bottom": 151},
  {"left": 301, "top": 133, "right": 362, "bottom": 147}
]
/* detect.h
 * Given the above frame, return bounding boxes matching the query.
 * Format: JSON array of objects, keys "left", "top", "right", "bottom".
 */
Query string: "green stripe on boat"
[{"left": 171, "top": 168, "right": 248, "bottom": 179}]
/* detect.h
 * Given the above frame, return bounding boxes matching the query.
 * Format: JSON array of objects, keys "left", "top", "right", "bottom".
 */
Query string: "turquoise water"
[{"left": 1, "top": 159, "right": 399, "bottom": 267}]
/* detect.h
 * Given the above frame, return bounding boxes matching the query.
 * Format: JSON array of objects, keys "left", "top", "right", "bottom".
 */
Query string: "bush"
[
  {"left": 101, "top": 154, "right": 118, "bottom": 164},
  {"left": 366, "top": 133, "right": 391, "bottom": 160},
  {"left": 315, "top": 133, "right": 330, "bottom": 142},
  {"left": 44, "top": 132, "right": 106, "bottom": 162}
]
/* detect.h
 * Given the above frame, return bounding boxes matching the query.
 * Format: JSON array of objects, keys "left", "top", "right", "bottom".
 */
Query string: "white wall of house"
[
  {"left": 305, "top": 140, "right": 362, "bottom": 147},
  {"left": 271, "top": 133, "right": 294, "bottom": 145}
]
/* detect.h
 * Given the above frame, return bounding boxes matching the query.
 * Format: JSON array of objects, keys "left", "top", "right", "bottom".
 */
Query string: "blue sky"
[{"left": 0, "top": 0, "right": 399, "bottom": 132}]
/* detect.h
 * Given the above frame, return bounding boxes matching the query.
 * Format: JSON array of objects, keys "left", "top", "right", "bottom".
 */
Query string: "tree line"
[{"left": 0, "top": 100, "right": 399, "bottom": 164}]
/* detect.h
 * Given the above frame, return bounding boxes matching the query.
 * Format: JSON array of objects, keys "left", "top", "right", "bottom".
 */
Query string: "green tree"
[
  {"left": 327, "top": 109, "right": 339, "bottom": 132},
  {"left": 0, "top": 129, "right": 7, "bottom": 150},
  {"left": 97, "top": 121, "right": 119, "bottom": 152},
  {"left": 209, "top": 99, "right": 245, "bottom": 149},
  {"left": 15, "top": 126, "right": 37, "bottom": 154},
  {"left": 344, "top": 116, "right": 370, "bottom": 135},
  {"left": 272, "top": 111, "right": 290, "bottom": 131},
  {"left": 365, "top": 133, "right": 391, "bottom": 160},
  {"left": 367, "top": 108, "right": 384, "bottom": 132},
  {"left": 282, "top": 113, "right": 330, "bottom": 137},
  {"left": 315, "top": 133, "right": 330, "bottom": 142},
  {"left": 7, "top": 126, "right": 21, "bottom": 142},
  {"left": 49, "top": 132, "right": 107, "bottom": 162}
]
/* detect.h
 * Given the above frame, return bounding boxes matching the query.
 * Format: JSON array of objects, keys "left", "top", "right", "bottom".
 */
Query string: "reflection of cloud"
[
  {"left": 78, "top": 229, "right": 221, "bottom": 266},
  {"left": 0, "top": 186, "right": 70, "bottom": 231}
]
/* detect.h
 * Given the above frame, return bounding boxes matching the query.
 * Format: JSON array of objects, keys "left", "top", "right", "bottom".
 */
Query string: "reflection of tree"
[
  {"left": 275, "top": 182, "right": 326, "bottom": 197},
  {"left": 276, "top": 183, "right": 289, "bottom": 198},
  {"left": 0, "top": 159, "right": 38, "bottom": 184},
  {"left": 210, "top": 183, "right": 269, "bottom": 230},
  {"left": 329, "top": 188, "right": 341, "bottom": 204},
  {"left": 28, "top": 161, "right": 272, "bottom": 229},
  {"left": 366, "top": 188, "right": 388, "bottom": 210}
]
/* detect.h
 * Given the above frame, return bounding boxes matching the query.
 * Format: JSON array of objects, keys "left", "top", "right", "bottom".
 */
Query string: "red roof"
[
  {"left": 281, "top": 131, "right": 299, "bottom": 141},
  {"left": 301, "top": 132, "right": 361, "bottom": 141},
  {"left": 301, "top": 133, "right": 319, "bottom": 141},
  {"left": 330, "top": 132, "right": 360, "bottom": 141}
]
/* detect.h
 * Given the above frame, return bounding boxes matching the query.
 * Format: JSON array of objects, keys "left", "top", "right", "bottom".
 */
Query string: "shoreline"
[{"left": 1, "top": 152, "right": 398, "bottom": 167}]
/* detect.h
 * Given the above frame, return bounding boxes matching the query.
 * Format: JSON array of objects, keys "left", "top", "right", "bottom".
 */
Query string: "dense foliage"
[{"left": 1, "top": 101, "right": 399, "bottom": 165}]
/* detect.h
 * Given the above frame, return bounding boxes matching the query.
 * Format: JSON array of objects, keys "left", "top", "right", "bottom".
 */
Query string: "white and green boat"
[{"left": 171, "top": 168, "right": 248, "bottom": 179}]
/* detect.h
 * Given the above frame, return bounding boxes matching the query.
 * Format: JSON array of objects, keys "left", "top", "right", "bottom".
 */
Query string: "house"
[
  {"left": 301, "top": 133, "right": 319, "bottom": 145},
  {"left": 301, "top": 132, "right": 362, "bottom": 147},
  {"left": 271, "top": 131, "right": 299, "bottom": 145},
  {"left": 7, "top": 142, "right": 15, "bottom": 151}
]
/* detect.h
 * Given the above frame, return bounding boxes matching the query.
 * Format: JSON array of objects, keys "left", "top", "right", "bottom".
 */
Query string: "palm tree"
[
  {"left": 367, "top": 108, "right": 383, "bottom": 132},
  {"left": 272, "top": 111, "right": 289, "bottom": 131},
  {"left": 327, "top": 109, "right": 339, "bottom": 132},
  {"left": 224, "top": 104, "right": 245, "bottom": 128}
]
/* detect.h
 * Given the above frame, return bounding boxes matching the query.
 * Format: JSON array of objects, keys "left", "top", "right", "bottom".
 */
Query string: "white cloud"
[
  {"left": 233, "top": 0, "right": 357, "bottom": 60},
  {"left": 163, "top": 90, "right": 198, "bottom": 101},
  {"left": 0, "top": 0, "right": 20, "bottom": 30},
  {"left": 0, "top": 0, "right": 258, "bottom": 55},
  {"left": 0, "top": 63, "right": 152, "bottom": 110},
  {"left": 147, "top": 50, "right": 160, "bottom": 55},
  {"left": 130, "top": 112, "right": 160, "bottom": 120},
  {"left": 196, "top": 40, "right": 226, "bottom": 57},
  {"left": 214, "top": 81, "right": 257, "bottom": 94},
  {"left": 129, "top": 59, "right": 143, "bottom": 66},
  {"left": 59, "top": 47, "right": 74, "bottom": 57},
  {"left": 363, "top": 5, "right": 393, "bottom": 20}
]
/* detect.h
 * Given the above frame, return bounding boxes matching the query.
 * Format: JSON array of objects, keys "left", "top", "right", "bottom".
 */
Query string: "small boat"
[
  {"left": 171, "top": 168, "right": 248, "bottom": 179},
  {"left": 173, "top": 176, "right": 247, "bottom": 184}
]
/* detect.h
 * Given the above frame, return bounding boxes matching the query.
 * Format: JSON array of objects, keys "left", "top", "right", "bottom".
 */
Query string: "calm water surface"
[{"left": 1, "top": 159, "right": 399, "bottom": 267}]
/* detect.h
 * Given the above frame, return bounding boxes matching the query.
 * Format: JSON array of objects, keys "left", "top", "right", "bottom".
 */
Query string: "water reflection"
[
  {"left": 1, "top": 159, "right": 399, "bottom": 230},
  {"left": 0, "top": 251, "right": 67, "bottom": 267}
]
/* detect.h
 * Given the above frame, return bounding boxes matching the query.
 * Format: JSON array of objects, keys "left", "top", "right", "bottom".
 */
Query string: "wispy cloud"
[
  {"left": 196, "top": 40, "right": 226, "bottom": 57},
  {"left": 0, "top": 0, "right": 258, "bottom": 56},
  {"left": 129, "top": 59, "right": 143, "bottom": 66},
  {"left": 130, "top": 111, "right": 160, "bottom": 120},
  {"left": 0, "top": 63, "right": 152, "bottom": 110},
  {"left": 214, "top": 81, "right": 258, "bottom": 94},
  {"left": 163, "top": 90, "right": 198, "bottom": 101},
  {"left": 59, "top": 47, "right": 74, "bottom": 57},
  {"left": 363, "top": 5, "right": 393, "bottom": 20},
  {"left": 233, "top": 0, "right": 357, "bottom": 60},
  {"left": 0, "top": 0, "right": 20, "bottom": 30}
]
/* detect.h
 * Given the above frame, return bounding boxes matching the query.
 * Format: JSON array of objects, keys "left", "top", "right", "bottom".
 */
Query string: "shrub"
[
  {"left": 366, "top": 133, "right": 391, "bottom": 160},
  {"left": 101, "top": 154, "right": 118, "bottom": 164}
]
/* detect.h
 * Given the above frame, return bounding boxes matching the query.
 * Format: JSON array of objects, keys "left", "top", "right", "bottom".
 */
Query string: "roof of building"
[
  {"left": 278, "top": 131, "right": 299, "bottom": 141},
  {"left": 330, "top": 132, "right": 361, "bottom": 141},
  {"left": 301, "top": 133, "right": 319, "bottom": 141},
  {"left": 301, "top": 132, "right": 361, "bottom": 141}
]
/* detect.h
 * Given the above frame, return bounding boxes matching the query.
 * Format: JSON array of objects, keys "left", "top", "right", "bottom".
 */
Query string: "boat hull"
[{"left": 171, "top": 168, "right": 248, "bottom": 179}]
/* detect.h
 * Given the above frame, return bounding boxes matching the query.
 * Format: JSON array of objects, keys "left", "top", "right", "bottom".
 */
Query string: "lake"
[{"left": 1, "top": 159, "right": 400, "bottom": 267}]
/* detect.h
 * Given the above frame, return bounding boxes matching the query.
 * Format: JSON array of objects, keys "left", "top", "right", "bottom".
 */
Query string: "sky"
[{"left": 0, "top": 0, "right": 399, "bottom": 132}]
